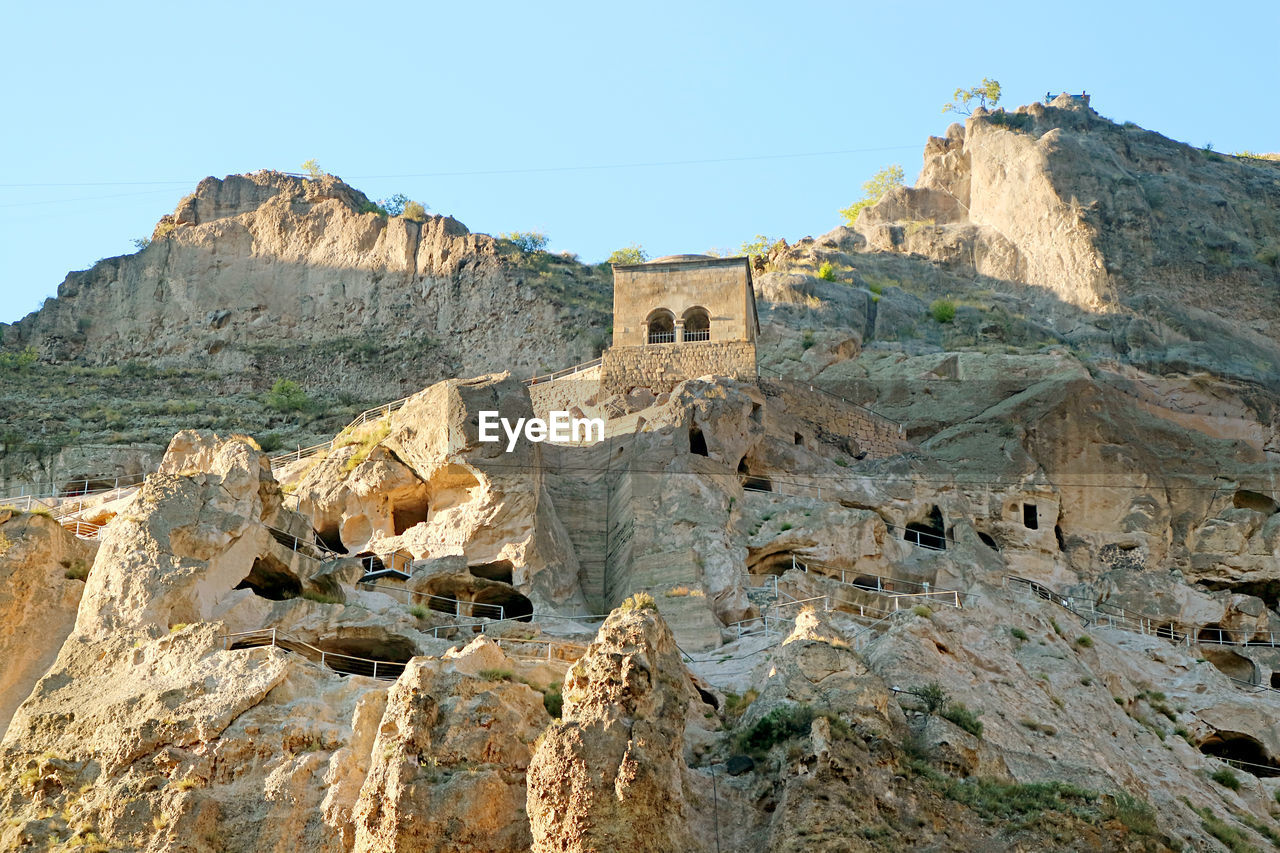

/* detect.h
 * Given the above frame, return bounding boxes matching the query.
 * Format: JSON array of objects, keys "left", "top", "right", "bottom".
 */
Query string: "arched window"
[
  {"left": 683, "top": 307, "right": 710, "bottom": 342},
  {"left": 646, "top": 309, "right": 675, "bottom": 344}
]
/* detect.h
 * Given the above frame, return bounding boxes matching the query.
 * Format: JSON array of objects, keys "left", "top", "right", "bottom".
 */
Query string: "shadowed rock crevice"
[{"left": 235, "top": 553, "right": 302, "bottom": 601}]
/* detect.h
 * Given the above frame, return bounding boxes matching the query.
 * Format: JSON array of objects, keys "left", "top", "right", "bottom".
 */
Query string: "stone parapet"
[{"left": 599, "top": 341, "right": 757, "bottom": 397}]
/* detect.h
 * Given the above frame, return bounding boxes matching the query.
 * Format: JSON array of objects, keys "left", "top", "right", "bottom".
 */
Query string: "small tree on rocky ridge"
[
  {"left": 839, "top": 164, "right": 905, "bottom": 226},
  {"left": 943, "top": 78, "right": 1002, "bottom": 115},
  {"left": 607, "top": 244, "right": 648, "bottom": 265}
]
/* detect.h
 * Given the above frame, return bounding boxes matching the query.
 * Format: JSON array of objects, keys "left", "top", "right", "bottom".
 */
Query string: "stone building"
[{"left": 599, "top": 254, "right": 759, "bottom": 396}]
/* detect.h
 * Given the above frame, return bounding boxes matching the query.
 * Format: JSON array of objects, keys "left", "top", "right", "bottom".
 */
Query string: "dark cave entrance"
[
  {"left": 391, "top": 494, "right": 430, "bottom": 535},
  {"left": 689, "top": 427, "right": 709, "bottom": 457},
  {"left": 904, "top": 506, "right": 946, "bottom": 551},
  {"left": 473, "top": 586, "right": 534, "bottom": 622},
  {"left": 235, "top": 554, "right": 303, "bottom": 601},
  {"left": 315, "top": 522, "right": 347, "bottom": 554},
  {"left": 739, "top": 458, "right": 772, "bottom": 492},
  {"left": 469, "top": 560, "right": 515, "bottom": 585},
  {"left": 1199, "top": 732, "right": 1280, "bottom": 777}
]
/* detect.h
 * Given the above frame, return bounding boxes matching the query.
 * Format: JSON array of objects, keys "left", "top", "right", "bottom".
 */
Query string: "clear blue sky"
[{"left": 3, "top": 0, "right": 1277, "bottom": 325}]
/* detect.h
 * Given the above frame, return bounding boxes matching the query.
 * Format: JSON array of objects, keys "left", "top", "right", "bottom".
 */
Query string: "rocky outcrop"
[
  {"left": 0, "top": 512, "right": 95, "bottom": 739},
  {"left": 352, "top": 638, "right": 549, "bottom": 852},
  {"left": 526, "top": 601, "right": 707, "bottom": 852},
  {"left": 1, "top": 170, "right": 608, "bottom": 392},
  {"left": 285, "top": 372, "right": 585, "bottom": 614}
]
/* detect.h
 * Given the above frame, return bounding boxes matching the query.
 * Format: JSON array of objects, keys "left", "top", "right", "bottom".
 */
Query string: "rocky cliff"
[{"left": 1, "top": 100, "right": 1279, "bottom": 850}]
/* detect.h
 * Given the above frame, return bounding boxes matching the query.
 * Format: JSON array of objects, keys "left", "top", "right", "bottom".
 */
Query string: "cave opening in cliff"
[
  {"left": 1272, "top": 672, "right": 1280, "bottom": 689},
  {"left": 392, "top": 493, "right": 430, "bottom": 535},
  {"left": 1198, "top": 623, "right": 1235, "bottom": 645},
  {"left": 473, "top": 585, "right": 534, "bottom": 622},
  {"left": 313, "top": 635, "right": 418, "bottom": 663},
  {"left": 315, "top": 522, "right": 347, "bottom": 554},
  {"left": 61, "top": 475, "right": 122, "bottom": 496},
  {"left": 1022, "top": 503, "right": 1039, "bottom": 530},
  {"left": 1233, "top": 490, "right": 1279, "bottom": 515},
  {"left": 904, "top": 506, "right": 946, "bottom": 550},
  {"left": 1201, "top": 579, "right": 1280, "bottom": 614},
  {"left": 424, "top": 591, "right": 458, "bottom": 616},
  {"left": 1198, "top": 732, "right": 1280, "bottom": 777},
  {"left": 235, "top": 554, "right": 303, "bottom": 601},
  {"left": 1200, "top": 645, "right": 1255, "bottom": 682},
  {"left": 469, "top": 560, "right": 514, "bottom": 585},
  {"left": 310, "top": 635, "right": 417, "bottom": 678},
  {"left": 794, "top": 432, "right": 804, "bottom": 447},
  {"left": 689, "top": 427, "right": 708, "bottom": 457},
  {"left": 354, "top": 551, "right": 386, "bottom": 574},
  {"left": 738, "top": 458, "right": 772, "bottom": 492},
  {"left": 977, "top": 531, "right": 1000, "bottom": 551},
  {"left": 747, "top": 551, "right": 799, "bottom": 576}
]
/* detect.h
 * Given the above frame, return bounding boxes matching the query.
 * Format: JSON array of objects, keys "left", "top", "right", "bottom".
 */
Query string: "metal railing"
[
  {"left": 268, "top": 397, "right": 411, "bottom": 470},
  {"left": 683, "top": 329, "right": 710, "bottom": 342},
  {"left": 61, "top": 520, "right": 103, "bottom": 540},
  {"left": 1006, "top": 575, "right": 1280, "bottom": 650},
  {"left": 491, "top": 636, "right": 587, "bottom": 662},
  {"left": 793, "top": 556, "right": 959, "bottom": 604},
  {"left": 900, "top": 526, "right": 947, "bottom": 551},
  {"left": 524, "top": 357, "right": 603, "bottom": 387},
  {"left": 647, "top": 332, "right": 676, "bottom": 344},
  {"left": 270, "top": 441, "right": 334, "bottom": 468},
  {"left": 0, "top": 472, "right": 147, "bottom": 504},
  {"left": 265, "top": 525, "right": 340, "bottom": 560},
  {"left": 356, "top": 581, "right": 505, "bottom": 620},
  {"left": 355, "top": 552, "right": 412, "bottom": 580},
  {"left": 220, "top": 628, "right": 406, "bottom": 680}
]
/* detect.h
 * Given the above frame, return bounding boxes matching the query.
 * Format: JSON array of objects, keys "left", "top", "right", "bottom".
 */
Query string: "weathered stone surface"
[
  {"left": 0, "top": 514, "right": 95, "bottom": 739},
  {"left": 352, "top": 637, "right": 548, "bottom": 853},
  {"left": 527, "top": 604, "right": 707, "bottom": 852}
]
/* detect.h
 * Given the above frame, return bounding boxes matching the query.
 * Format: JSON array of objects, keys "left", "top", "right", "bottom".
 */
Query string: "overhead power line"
[{"left": 0, "top": 144, "right": 922, "bottom": 190}]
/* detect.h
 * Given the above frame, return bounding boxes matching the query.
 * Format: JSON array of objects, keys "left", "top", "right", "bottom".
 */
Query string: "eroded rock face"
[
  {"left": 527, "top": 603, "right": 706, "bottom": 853},
  {"left": 352, "top": 637, "right": 548, "bottom": 853},
  {"left": 287, "top": 373, "right": 584, "bottom": 614},
  {"left": 4, "top": 172, "right": 608, "bottom": 385},
  {"left": 0, "top": 513, "right": 95, "bottom": 739}
]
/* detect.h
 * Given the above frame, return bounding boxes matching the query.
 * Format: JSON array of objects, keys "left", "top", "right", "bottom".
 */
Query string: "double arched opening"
[{"left": 645, "top": 307, "right": 712, "bottom": 344}]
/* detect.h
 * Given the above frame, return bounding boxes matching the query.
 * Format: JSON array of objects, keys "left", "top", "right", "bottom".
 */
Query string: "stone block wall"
[
  {"left": 527, "top": 366, "right": 602, "bottom": 421},
  {"left": 599, "top": 341, "right": 757, "bottom": 398},
  {"left": 760, "top": 378, "right": 906, "bottom": 460}
]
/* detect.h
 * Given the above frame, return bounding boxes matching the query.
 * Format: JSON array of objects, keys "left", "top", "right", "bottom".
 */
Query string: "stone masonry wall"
[
  {"left": 612, "top": 257, "right": 755, "bottom": 347},
  {"left": 600, "top": 341, "right": 757, "bottom": 398},
  {"left": 527, "top": 366, "right": 603, "bottom": 422},
  {"left": 760, "top": 378, "right": 906, "bottom": 460}
]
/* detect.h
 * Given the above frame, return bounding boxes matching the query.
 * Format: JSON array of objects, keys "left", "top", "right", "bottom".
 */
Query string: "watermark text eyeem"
[{"left": 478, "top": 411, "right": 605, "bottom": 452}]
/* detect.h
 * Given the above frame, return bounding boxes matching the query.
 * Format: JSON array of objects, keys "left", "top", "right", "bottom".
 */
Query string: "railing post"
[
  {"left": 320, "top": 652, "right": 326, "bottom": 669},
  {"left": 373, "top": 661, "right": 378, "bottom": 679}
]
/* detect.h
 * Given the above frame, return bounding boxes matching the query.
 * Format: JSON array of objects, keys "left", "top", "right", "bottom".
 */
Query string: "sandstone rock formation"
[
  {"left": 2, "top": 99, "right": 1280, "bottom": 851},
  {"left": 526, "top": 599, "right": 707, "bottom": 852},
  {"left": 352, "top": 637, "right": 549, "bottom": 853},
  {"left": 0, "top": 512, "right": 95, "bottom": 739}
]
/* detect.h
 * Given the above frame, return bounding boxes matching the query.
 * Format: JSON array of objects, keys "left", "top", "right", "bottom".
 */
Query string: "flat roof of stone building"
[{"left": 611, "top": 254, "right": 749, "bottom": 270}]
